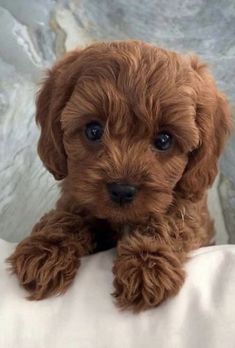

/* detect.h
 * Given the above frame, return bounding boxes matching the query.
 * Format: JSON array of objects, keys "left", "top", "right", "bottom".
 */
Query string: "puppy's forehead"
[
  {"left": 76, "top": 44, "right": 194, "bottom": 118},
  {"left": 77, "top": 42, "right": 185, "bottom": 94}
]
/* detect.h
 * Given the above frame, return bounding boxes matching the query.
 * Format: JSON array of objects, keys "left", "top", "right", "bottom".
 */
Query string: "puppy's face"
[
  {"left": 36, "top": 42, "right": 231, "bottom": 223},
  {"left": 61, "top": 44, "right": 199, "bottom": 223}
]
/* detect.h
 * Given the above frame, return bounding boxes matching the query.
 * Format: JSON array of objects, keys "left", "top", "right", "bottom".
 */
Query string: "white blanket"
[{"left": 0, "top": 239, "right": 235, "bottom": 348}]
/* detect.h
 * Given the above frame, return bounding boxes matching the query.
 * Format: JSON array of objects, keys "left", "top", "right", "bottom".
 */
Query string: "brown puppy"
[{"left": 8, "top": 41, "right": 231, "bottom": 311}]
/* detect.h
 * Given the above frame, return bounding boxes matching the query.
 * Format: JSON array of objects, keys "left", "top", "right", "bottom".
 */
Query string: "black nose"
[{"left": 107, "top": 183, "right": 138, "bottom": 205}]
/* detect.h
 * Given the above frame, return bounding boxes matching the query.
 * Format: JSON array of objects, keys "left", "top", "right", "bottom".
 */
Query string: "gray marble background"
[{"left": 0, "top": 0, "right": 234, "bottom": 243}]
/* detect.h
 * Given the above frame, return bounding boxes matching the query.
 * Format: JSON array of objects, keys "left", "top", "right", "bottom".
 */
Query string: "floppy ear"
[
  {"left": 176, "top": 56, "right": 232, "bottom": 201},
  {"left": 36, "top": 51, "right": 80, "bottom": 180}
]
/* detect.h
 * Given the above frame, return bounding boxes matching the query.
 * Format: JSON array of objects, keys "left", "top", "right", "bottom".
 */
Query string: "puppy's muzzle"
[{"left": 107, "top": 183, "right": 138, "bottom": 205}]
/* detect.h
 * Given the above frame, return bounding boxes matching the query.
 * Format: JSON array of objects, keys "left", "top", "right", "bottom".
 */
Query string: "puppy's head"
[{"left": 36, "top": 41, "right": 231, "bottom": 223}]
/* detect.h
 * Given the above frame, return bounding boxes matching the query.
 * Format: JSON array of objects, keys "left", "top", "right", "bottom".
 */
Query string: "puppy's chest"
[{"left": 92, "top": 220, "right": 132, "bottom": 252}]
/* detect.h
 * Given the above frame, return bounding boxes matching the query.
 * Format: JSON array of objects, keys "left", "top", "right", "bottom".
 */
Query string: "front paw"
[
  {"left": 113, "top": 243, "right": 185, "bottom": 311},
  {"left": 7, "top": 233, "right": 80, "bottom": 300}
]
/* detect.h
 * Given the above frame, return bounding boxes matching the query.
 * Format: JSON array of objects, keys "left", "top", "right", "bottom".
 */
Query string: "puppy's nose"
[{"left": 107, "top": 183, "right": 138, "bottom": 205}]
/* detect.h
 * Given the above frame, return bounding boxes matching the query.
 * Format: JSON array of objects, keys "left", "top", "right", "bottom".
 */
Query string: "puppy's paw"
[
  {"left": 113, "top": 244, "right": 185, "bottom": 311},
  {"left": 7, "top": 233, "right": 81, "bottom": 300}
]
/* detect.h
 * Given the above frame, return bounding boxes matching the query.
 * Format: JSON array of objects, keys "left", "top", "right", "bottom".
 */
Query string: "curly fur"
[{"left": 7, "top": 40, "right": 231, "bottom": 311}]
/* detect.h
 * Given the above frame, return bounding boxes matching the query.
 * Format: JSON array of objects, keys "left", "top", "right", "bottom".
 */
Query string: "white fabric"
[{"left": 0, "top": 240, "right": 235, "bottom": 348}]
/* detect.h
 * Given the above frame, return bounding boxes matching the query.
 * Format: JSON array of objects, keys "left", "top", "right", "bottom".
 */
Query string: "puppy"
[{"left": 8, "top": 41, "right": 231, "bottom": 311}]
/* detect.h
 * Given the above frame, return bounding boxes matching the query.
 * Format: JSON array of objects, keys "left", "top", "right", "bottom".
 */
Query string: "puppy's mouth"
[{"left": 94, "top": 202, "right": 141, "bottom": 224}]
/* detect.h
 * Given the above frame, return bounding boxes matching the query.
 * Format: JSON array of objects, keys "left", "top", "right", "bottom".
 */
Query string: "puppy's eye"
[
  {"left": 85, "top": 121, "right": 103, "bottom": 141},
  {"left": 154, "top": 132, "right": 172, "bottom": 151}
]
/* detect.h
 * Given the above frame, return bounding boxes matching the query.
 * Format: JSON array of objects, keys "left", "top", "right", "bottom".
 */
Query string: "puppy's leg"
[
  {"left": 113, "top": 233, "right": 185, "bottom": 311},
  {"left": 7, "top": 210, "right": 95, "bottom": 300},
  {"left": 112, "top": 216, "right": 195, "bottom": 311},
  {"left": 113, "top": 197, "right": 214, "bottom": 311}
]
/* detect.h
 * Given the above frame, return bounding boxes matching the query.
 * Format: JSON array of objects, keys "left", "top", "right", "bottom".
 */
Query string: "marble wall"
[{"left": 0, "top": 0, "right": 234, "bottom": 242}]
